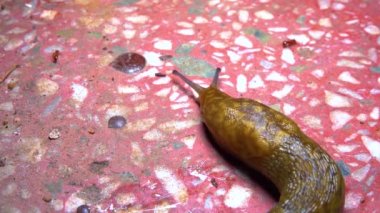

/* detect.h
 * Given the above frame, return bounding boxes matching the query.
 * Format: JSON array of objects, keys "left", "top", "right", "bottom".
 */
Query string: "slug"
[{"left": 172, "top": 68, "right": 345, "bottom": 213}]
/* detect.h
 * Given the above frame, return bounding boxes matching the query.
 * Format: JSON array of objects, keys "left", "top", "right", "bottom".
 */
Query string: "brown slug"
[{"left": 172, "top": 68, "right": 345, "bottom": 213}]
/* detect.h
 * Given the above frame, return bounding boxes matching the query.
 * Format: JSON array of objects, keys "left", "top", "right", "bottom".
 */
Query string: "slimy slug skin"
[{"left": 172, "top": 68, "right": 345, "bottom": 213}]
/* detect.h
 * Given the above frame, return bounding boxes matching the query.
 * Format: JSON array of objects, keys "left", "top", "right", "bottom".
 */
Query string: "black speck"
[
  {"left": 89, "top": 160, "right": 109, "bottom": 174},
  {"left": 210, "top": 178, "right": 218, "bottom": 188},
  {"left": 77, "top": 204, "right": 90, "bottom": 213},
  {"left": 110, "top": 52, "right": 146, "bottom": 74},
  {"left": 108, "top": 116, "right": 127, "bottom": 128},
  {"left": 2, "top": 121, "right": 8, "bottom": 129},
  {"left": 155, "top": 73, "right": 167, "bottom": 77},
  {"left": 282, "top": 39, "right": 297, "bottom": 48},
  {"left": 102, "top": 35, "right": 109, "bottom": 41},
  {"left": 52, "top": 50, "right": 60, "bottom": 63},
  {"left": 159, "top": 55, "right": 173, "bottom": 61},
  {"left": 0, "top": 158, "right": 6, "bottom": 167}
]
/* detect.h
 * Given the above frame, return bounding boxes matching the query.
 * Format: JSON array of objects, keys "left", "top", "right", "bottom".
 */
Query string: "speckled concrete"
[{"left": 1, "top": 0, "right": 380, "bottom": 212}]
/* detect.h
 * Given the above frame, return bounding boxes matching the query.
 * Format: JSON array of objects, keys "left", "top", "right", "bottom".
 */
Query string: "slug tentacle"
[
  {"left": 211, "top": 67, "right": 221, "bottom": 87},
  {"left": 172, "top": 70, "right": 205, "bottom": 94},
  {"left": 172, "top": 68, "right": 345, "bottom": 213}
]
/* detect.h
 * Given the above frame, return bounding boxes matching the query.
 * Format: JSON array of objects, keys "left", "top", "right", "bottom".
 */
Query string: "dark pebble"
[
  {"left": 110, "top": 52, "right": 146, "bottom": 74},
  {"left": 77, "top": 204, "right": 90, "bottom": 213},
  {"left": 108, "top": 116, "right": 127, "bottom": 128}
]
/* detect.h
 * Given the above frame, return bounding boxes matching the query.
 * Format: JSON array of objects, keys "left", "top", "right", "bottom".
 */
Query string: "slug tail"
[{"left": 172, "top": 70, "right": 205, "bottom": 94}]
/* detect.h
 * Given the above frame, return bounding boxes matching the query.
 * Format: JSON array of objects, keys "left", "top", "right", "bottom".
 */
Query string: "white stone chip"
[
  {"left": 71, "top": 83, "right": 88, "bottom": 103},
  {"left": 351, "top": 164, "right": 371, "bottom": 182},
  {"left": 325, "top": 91, "right": 352, "bottom": 108},
  {"left": 319, "top": 17, "right": 332, "bottom": 27},
  {"left": 193, "top": 16, "right": 208, "bottom": 24},
  {"left": 176, "top": 29, "right": 195, "bottom": 35},
  {"left": 332, "top": 2, "right": 345, "bottom": 10},
  {"left": 266, "top": 71, "right": 287, "bottom": 82},
  {"left": 272, "top": 85, "right": 294, "bottom": 99},
  {"left": 182, "top": 135, "right": 196, "bottom": 149},
  {"left": 281, "top": 49, "right": 295, "bottom": 64},
  {"left": 330, "top": 110, "right": 353, "bottom": 130},
  {"left": 103, "top": 24, "right": 117, "bottom": 34},
  {"left": 234, "top": 35, "right": 253, "bottom": 48},
  {"left": 268, "top": 27, "right": 288, "bottom": 32},
  {"left": 254, "top": 10, "right": 274, "bottom": 20},
  {"left": 236, "top": 74, "right": 247, "bottom": 93},
  {"left": 337, "top": 88, "right": 363, "bottom": 100},
  {"left": 248, "top": 75, "right": 265, "bottom": 89},
  {"left": 335, "top": 144, "right": 359, "bottom": 153},
  {"left": 368, "top": 48, "right": 378, "bottom": 62},
  {"left": 4, "top": 39, "right": 24, "bottom": 51},
  {"left": 337, "top": 59, "right": 365, "bottom": 69},
  {"left": 122, "top": 29, "right": 136, "bottom": 39},
  {"left": 143, "top": 129, "right": 165, "bottom": 141},
  {"left": 40, "top": 10, "right": 58, "bottom": 20},
  {"left": 144, "top": 52, "right": 164, "bottom": 66},
  {"left": 364, "top": 25, "right": 380, "bottom": 35},
  {"left": 0, "top": 102, "right": 14, "bottom": 111},
  {"left": 118, "top": 85, "right": 140, "bottom": 94},
  {"left": 210, "top": 40, "right": 228, "bottom": 49},
  {"left": 362, "top": 136, "right": 380, "bottom": 162},
  {"left": 317, "top": 0, "right": 331, "bottom": 10},
  {"left": 154, "top": 40, "right": 172, "bottom": 50},
  {"left": 238, "top": 10, "right": 249, "bottom": 23},
  {"left": 288, "top": 34, "right": 310, "bottom": 44},
  {"left": 227, "top": 50, "right": 242, "bottom": 63},
  {"left": 308, "top": 30, "right": 325, "bottom": 40},
  {"left": 283, "top": 103, "right": 296, "bottom": 115},
  {"left": 344, "top": 192, "right": 363, "bottom": 209},
  {"left": 125, "top": 15, "right": 149, "bottom": 24},
  {"left": 338, "top": 71, "right": 360, "bottom": 84},
  {"left": 370, "top": 107, "right": 379, "bottom": 120},
  {"left": 311, "top": 69, "right": 325, "bottom": 79},
  {"left": 224, "top": 185, "right": 252, "bottom": 208},
  {"left": 302, "top": 115, "right": 322, "bottom": 129},
  {"left": 154, "top": 166, "right": 188, "bottom": 203}
]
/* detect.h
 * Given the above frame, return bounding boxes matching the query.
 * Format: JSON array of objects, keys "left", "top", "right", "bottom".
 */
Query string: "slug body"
[{"left": 173, "top": 68, "right": 345, "bottom": 213}]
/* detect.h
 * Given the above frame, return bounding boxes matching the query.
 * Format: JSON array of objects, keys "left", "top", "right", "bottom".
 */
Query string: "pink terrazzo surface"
[{"left": 1, "top": 0, "right": 380, "bottom": 212}]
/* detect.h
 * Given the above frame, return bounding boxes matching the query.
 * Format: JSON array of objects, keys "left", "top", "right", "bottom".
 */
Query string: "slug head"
[{"left": 172, "top": 68, "right": 221, "bottom": 105}]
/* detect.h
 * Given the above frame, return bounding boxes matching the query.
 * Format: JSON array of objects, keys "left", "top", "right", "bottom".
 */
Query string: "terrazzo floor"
[{"left": 1, "top": 0, "right": 380, "bottom": 212}]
